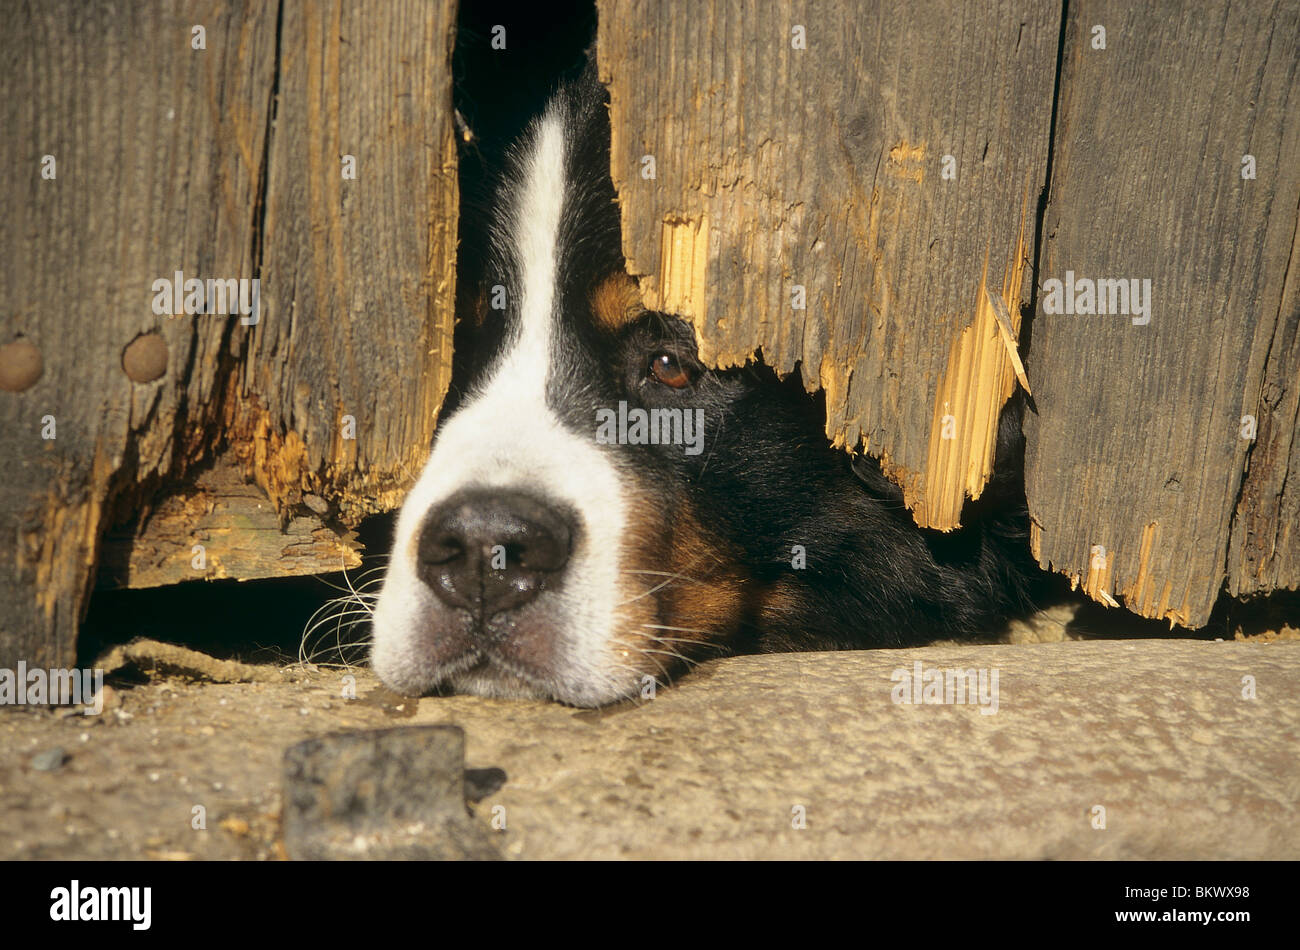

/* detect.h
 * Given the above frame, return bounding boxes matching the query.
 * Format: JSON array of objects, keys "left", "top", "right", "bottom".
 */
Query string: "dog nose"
[{"left": 417, "top": 491, "right": 573, "bottom": 619}]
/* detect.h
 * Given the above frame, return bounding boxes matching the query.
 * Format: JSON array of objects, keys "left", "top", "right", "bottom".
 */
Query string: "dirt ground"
[
  {"left": 2, "top": 606, "right": 1297, "bottom": 860},
  {"left": 0, "top": 661, "right": 385, "bottom": 860}
]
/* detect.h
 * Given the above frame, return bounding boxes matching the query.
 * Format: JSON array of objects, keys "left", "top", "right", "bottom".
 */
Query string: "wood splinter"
[{"left": 984, "top": 286, "right": 1033, "bottom": 396}]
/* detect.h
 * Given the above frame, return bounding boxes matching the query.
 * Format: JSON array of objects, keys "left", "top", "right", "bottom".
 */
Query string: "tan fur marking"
[
  {"left": 611, "top": 492, "right": 747, "bottom": 687},
  {"left": 589, "top": 270, "right": 644, "bottom": 330}
]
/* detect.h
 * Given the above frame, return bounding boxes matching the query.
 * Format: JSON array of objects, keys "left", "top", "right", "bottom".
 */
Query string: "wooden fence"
[{"left": 1, "top": 0, "right": 1296, "bottom": 669}]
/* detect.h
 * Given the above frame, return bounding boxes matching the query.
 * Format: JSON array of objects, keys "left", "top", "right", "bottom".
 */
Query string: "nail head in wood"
[
  {"left": 122, "top": 333, "right": 168, "bottom": 383},
  {"left": 0, "top": 339, "right": 43, "bottom": 392}
]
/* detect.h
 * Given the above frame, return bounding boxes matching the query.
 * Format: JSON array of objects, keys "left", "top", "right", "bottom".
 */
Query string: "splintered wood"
[
  {"left": 97, "top": 460, "right": 362, "bottom": 590},
  {"left": 914, "top": 218, "right": 1032, "bottom": 529},
  {"left": 599, "top": 0, "right": 1300, "bottom": 626},
  {"left": 0, "top": 1, "right": 458, "bottom": 669},
  {"left": 598, "top": 0, "right": 1058, "bottom": 533}
]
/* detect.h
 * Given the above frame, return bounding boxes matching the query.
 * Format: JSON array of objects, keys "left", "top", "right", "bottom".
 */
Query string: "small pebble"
[{"left": 31, "top": 747, "right": 67, "bottom": 771}]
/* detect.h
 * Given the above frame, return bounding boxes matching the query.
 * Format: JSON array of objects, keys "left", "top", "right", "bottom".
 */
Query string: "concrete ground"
[{"left": 1, "top": 634, "right": 1295, "bottom": 860}]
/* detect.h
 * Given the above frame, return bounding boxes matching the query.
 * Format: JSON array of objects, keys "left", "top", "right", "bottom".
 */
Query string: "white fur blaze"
[{"left": 371, "top": 103, "right": 634, "bottom": 706}]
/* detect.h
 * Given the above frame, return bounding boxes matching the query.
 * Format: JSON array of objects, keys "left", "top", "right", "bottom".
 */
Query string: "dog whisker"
[
  {"left": 641, "top": 623, "right": 709, "bottom": 635},
  {"left": 636, "top": 646, "right": 695, "bottom": 666},
  {"left": 621, "top": 569, "right": 708, "bottom": 583},
  {"left": 620, "top": 645, "right": 674, "bottom": 683},
  {"left": 616, "top": 568, "right": 711, "bottom": 607},
  {"left": 643, "top": 638, "right": 727, "bottom": 656}
]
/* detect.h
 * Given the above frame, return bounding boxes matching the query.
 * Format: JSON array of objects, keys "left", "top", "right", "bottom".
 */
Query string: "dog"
[{"left": 370, "top": 62, "right": 1044, "bottom": 706}]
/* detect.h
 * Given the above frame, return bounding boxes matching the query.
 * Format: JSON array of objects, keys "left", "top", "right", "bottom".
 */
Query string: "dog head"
[{"left": 370, "top": 68, "right": 1039, "bottom": 706}]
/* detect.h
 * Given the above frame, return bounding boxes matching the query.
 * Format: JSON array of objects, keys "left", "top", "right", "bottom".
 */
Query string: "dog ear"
[{"left": 589, "top": 271, "right": 643, "bottom": 330}]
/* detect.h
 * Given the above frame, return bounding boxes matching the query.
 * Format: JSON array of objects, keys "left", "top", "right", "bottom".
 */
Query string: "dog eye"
[{"left": 648, "top": 352, "right": 692, "bottom": 389}]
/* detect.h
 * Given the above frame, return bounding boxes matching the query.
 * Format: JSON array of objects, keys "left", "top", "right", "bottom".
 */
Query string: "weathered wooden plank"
[
  {"left": 97, "top": 458, "right": 362, "bottom": 589},
  {"left": 234, "top": 0, "right": 459, "bottom": 524},
  {"left": 597, "top": 0, "right": 1060, "bottom": 529},
  {"left": 1227, "top": 211, "right": 1300, "bottom": 599},
  {"left": 0, "top": 0, "right": 458, "bottom": 669},
  {"left": 0, "top": 1, "right": 278, "bottom": 668},
  {"left": 1024, "top": 1, "right": 1300, "bottom": 626}
]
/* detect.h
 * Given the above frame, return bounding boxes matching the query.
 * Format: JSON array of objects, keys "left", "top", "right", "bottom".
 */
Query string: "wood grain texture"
[
  {"left": 0, "top": 1, "right": 278, "bottom": 668},
  {"left": 1227, "top": 191, "right": 1300, "bottom": 599},
  {"left": 0, "top": 0, "right": 457, "bottom": 669},
  {"left": 1024, "top": 1, "right": 1300, "bottom": 626},
  {"left": 98, "top": 459, "right": 362, "bottom": 589},
  {"left": 235, "top": 0, "right": 458, "bottom": 525},
  {"left": 597, "top": 0, "right": 1059, "bottom": 529}
]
